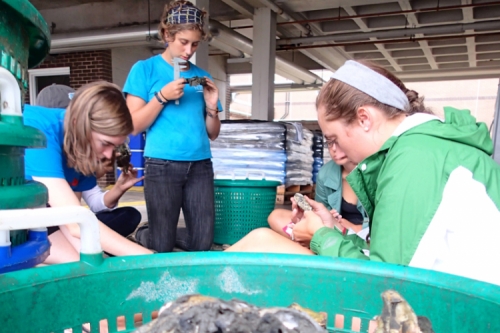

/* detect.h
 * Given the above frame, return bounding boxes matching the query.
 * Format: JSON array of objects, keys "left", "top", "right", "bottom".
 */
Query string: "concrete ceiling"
[{"left": 30, "top": 0, "right": 500, "bottom": 82}]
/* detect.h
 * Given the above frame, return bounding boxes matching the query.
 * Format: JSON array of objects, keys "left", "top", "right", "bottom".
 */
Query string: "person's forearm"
[
  {"left": 310, "top": 227, "right": 368, "bottom": 259},
  {"left": 103, "top": 185, "right": 126, "bottom": 209},
  {"left": 130, "top": 100, "right": 164, "bottom": 134},
  {"left": 206, "top": 108, "right": 221, "bottom": 140}
]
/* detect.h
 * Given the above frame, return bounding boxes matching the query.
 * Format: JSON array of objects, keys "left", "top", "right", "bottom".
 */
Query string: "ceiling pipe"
[
  {"left": 276, "top": 20, "right": 500, "bottom": 45},
  {"left": 277, "top": 31, "right": 500, "bottom": 51},
  {"left": 209, "top": 39, "right": 245, "bottom": 58},
  {"left": 231, "top": 83, "right": 322, "bottom": 93},
  {"left": 209, "top": 19, "right": 323, "bottom": 84},
  {"left": 233, "top": 1, "right": 500, "bottom": 29},
  {"left": 50, "top": 24, "right": 245, "bottom": 59},
  {"left": 258, "top": 0, "right": 311, "bottom": 36},
  {"left": 50, "top": 26, "right": 159, "bottom": 49}
]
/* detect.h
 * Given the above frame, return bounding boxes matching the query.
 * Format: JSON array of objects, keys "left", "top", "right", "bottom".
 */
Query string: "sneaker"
[
  {"left": 127, "top": 221, "right": 148, "bottom": 244},
  {"left": 210, "top": 243, "right": 231, "bottom": 251}
]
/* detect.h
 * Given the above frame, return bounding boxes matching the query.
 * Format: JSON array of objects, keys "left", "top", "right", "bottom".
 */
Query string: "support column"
[
  {"left": 251, "top": 7, "right": 276, "bottom": 120},
  {"left": 492, "top": 78, "right": 500, "bottom": 164},
  {"left": 208, "top": 55, "right": 228, "bottom": 120},
  {"left": 190, "top": 0, "right": 210, "bottom": 71}
]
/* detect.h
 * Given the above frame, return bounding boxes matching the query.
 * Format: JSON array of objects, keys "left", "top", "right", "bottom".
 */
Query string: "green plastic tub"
[
  {"left": 1, "top": 253, "right": 499, "bottom": 333},
  {"left": 214, "top": 179, "right": 281, "bottom": 245}
]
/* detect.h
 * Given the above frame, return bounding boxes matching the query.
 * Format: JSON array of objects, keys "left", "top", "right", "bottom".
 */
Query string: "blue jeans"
[{"left": 138, "top": 158, "right": 215, "bottom": 252}]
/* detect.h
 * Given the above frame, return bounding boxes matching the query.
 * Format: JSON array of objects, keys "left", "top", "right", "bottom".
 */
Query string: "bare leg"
[
  {"left": 225, "top": 228, "right": 314, "bottom": 255},
  {"left": 267, "top": 209, "right": 293, "bottom": 237},
  {"left": 44, "top": 230, "right": 80, "bottom": 264},
  {"left": 59, "top": 224, "right": 81, "bottom": 251}
]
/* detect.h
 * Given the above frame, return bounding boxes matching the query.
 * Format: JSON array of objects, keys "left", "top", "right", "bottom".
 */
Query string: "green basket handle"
[
  {"left": 214, "top": 171, "right": 266, "bottom": 181},
  {"left": 214, "top": 171, "right": 236, "bottom": 181},
  {"left": 245, "top": 172, "right": 266, "bottom": 180}
]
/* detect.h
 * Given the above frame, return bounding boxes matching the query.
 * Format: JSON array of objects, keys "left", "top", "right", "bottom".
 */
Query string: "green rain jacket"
[{"left": 310, "top": 108, "right": 500, "bottom": 285}]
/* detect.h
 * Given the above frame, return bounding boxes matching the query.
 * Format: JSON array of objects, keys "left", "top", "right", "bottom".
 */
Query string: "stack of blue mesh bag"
[
  {"left": 211, "top": 121, "right": 314, "bottom": 185},
  {"left": 312, "top": 131, "right": 324, "bottom": 184}
]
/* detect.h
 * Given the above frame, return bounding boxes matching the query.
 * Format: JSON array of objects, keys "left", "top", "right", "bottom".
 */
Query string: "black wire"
[{"left": 147, "top": 0, "right": 152, "bottom": 41}]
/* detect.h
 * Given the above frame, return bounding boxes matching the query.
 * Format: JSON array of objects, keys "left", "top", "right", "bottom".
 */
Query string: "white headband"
[{"left": 331, "top": 60, "right": 410, "bottom": 111}]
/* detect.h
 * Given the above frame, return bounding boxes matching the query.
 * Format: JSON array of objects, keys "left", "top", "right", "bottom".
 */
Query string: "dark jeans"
[
  {"left": 96, "top": 207, "right": 142, "bottom": 237},
  {"left": 47, "top": 206, "right": 141, "bottom": 237},
  {"left": 139, "top": 158, "right": 215, "bottom": 252}
]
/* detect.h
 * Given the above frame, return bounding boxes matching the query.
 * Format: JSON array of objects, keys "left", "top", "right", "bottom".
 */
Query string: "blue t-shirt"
[
  {"left": 123, "top": 55, "right": 222, "bottom": 161},
  {"left": 23, "top": 105, "right": 97, "bottom": 192}
]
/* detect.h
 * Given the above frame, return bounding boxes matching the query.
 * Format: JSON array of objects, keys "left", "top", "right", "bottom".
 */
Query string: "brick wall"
[
  {"left": 26, "top": 50, "right": 113, "bottom": 102},
  {"left": 28, "top": 50, "right": 115, "bottom": 187}
]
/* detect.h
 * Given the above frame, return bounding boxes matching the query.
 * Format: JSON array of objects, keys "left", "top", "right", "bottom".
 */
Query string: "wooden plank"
[{"left": 278, "top": 184, "right": 316, "bottom": 205}]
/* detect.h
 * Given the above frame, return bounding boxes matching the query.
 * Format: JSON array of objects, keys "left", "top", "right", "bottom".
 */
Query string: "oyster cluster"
[
  {"left": 294, "top": 193, "right": 312, "bottom": 211},
  {"left": 134, "top": 295, "right": 327, "bottom": 333},
  {"left": 185, "top": 76, "right": 207, "bottom": 87},
  {"left": 115, "top": 142, "right": 131, "bottom": 174}
]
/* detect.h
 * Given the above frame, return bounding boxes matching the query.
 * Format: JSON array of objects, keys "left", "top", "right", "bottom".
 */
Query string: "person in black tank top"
[
  {"left": 226, "top": 142, "right": 366, "bottom": 254},
  {"left": 340, "top": 198, "right": 364, "bottom": 225}
]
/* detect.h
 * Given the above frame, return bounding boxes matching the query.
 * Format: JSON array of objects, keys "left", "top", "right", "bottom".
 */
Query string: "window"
[{"left": 28, "top": 67, "right": 70, "bottom": 105}]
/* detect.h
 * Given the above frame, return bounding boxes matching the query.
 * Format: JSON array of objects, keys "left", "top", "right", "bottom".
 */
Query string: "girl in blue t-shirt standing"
[{"left": 123, "top": 1, "right": 221, "bottom": 252}]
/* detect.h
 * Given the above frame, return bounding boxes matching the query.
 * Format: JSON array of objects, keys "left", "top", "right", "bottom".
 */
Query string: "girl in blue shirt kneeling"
[{"left": 124, "top": 1, "right": 222, "bottom": 252}]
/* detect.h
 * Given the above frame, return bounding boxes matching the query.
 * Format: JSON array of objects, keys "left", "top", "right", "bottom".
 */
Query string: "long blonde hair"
[{"left": 63, "top": 81, "right": 133, "bottom": 176}]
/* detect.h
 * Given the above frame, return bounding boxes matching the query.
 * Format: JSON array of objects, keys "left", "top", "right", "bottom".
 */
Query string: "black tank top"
[{"left": 340, "top": 197, "right": 364, "bottom": 225}]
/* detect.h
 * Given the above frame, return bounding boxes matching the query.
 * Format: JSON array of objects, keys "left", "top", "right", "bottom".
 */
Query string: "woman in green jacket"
[{"left": 228, "top": 60, "right": 500, "bottom": 286}]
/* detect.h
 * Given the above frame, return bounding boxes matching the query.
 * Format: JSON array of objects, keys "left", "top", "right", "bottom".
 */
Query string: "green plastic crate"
[
  {"left": 1, "top": 253, "right": 499, "bottom": 333},
  {"left": 213, "top": 179, "right": 281, "bottom": 245}
]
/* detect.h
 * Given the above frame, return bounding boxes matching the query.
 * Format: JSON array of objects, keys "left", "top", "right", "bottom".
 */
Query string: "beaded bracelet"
[
  {"left": 154, "top": 91, "right": 167, "bottom": 105},
  {"left": 206, "top": 106, "right": 219, "bottom": 112},
  {"left": 207, "top": 111, "right": 219, "bottom": 119}
]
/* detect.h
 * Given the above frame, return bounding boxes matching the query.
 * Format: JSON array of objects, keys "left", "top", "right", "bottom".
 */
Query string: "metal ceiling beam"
[
  {"left": 398, "top": 0, "right": 438, "bottom": 70},
  {"left": 258, "top": 0, "right": 311, "bottom": 36},
  {"left": 397, "top": 66, "right": 500, "bottom": 82},
  {"left": 231, "top": 83, "right": 322, "bottom": 92},
  {"left": 210, "top": 39, "right": 245, "bottom": 58},
  {"left": 233, "top": 1, "right": 500, "bottom": 28},
  {"left": 290, "top": 9, "right": 351, "bottom": 70},
  {"left": 276, "top": 20, "right": 500, "bottom": 45},
  {"left": 258, "top": 0, "right": 347, "bottom": 70},
  {"left": 344, "top": 5, "right": 402, "bottom": 71},
  {"left": 275, "top": 31, "right": 500, "bottom": 51},
  {"left": 462, "top": 0, "right": 477, "bottom": 68},
  {"left": 219, "top": 0, "right": 254, "bottom": 18},
  {"left": 209, "top": 19, "right": 323, "bottom": 84},
  {"left": 218, "top": 0, "right": 332, "bottom": 77}
]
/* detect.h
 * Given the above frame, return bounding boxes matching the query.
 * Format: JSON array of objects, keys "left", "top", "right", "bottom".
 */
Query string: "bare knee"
[
  {"left": 45, "top": 230, "right": 80, "bottom": 264},
  {"left": 238, "top": 228, "right": 278, "bottom": 245},
  {"left": 268, "top": 209, "right": 292, "bottom": 234}
]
